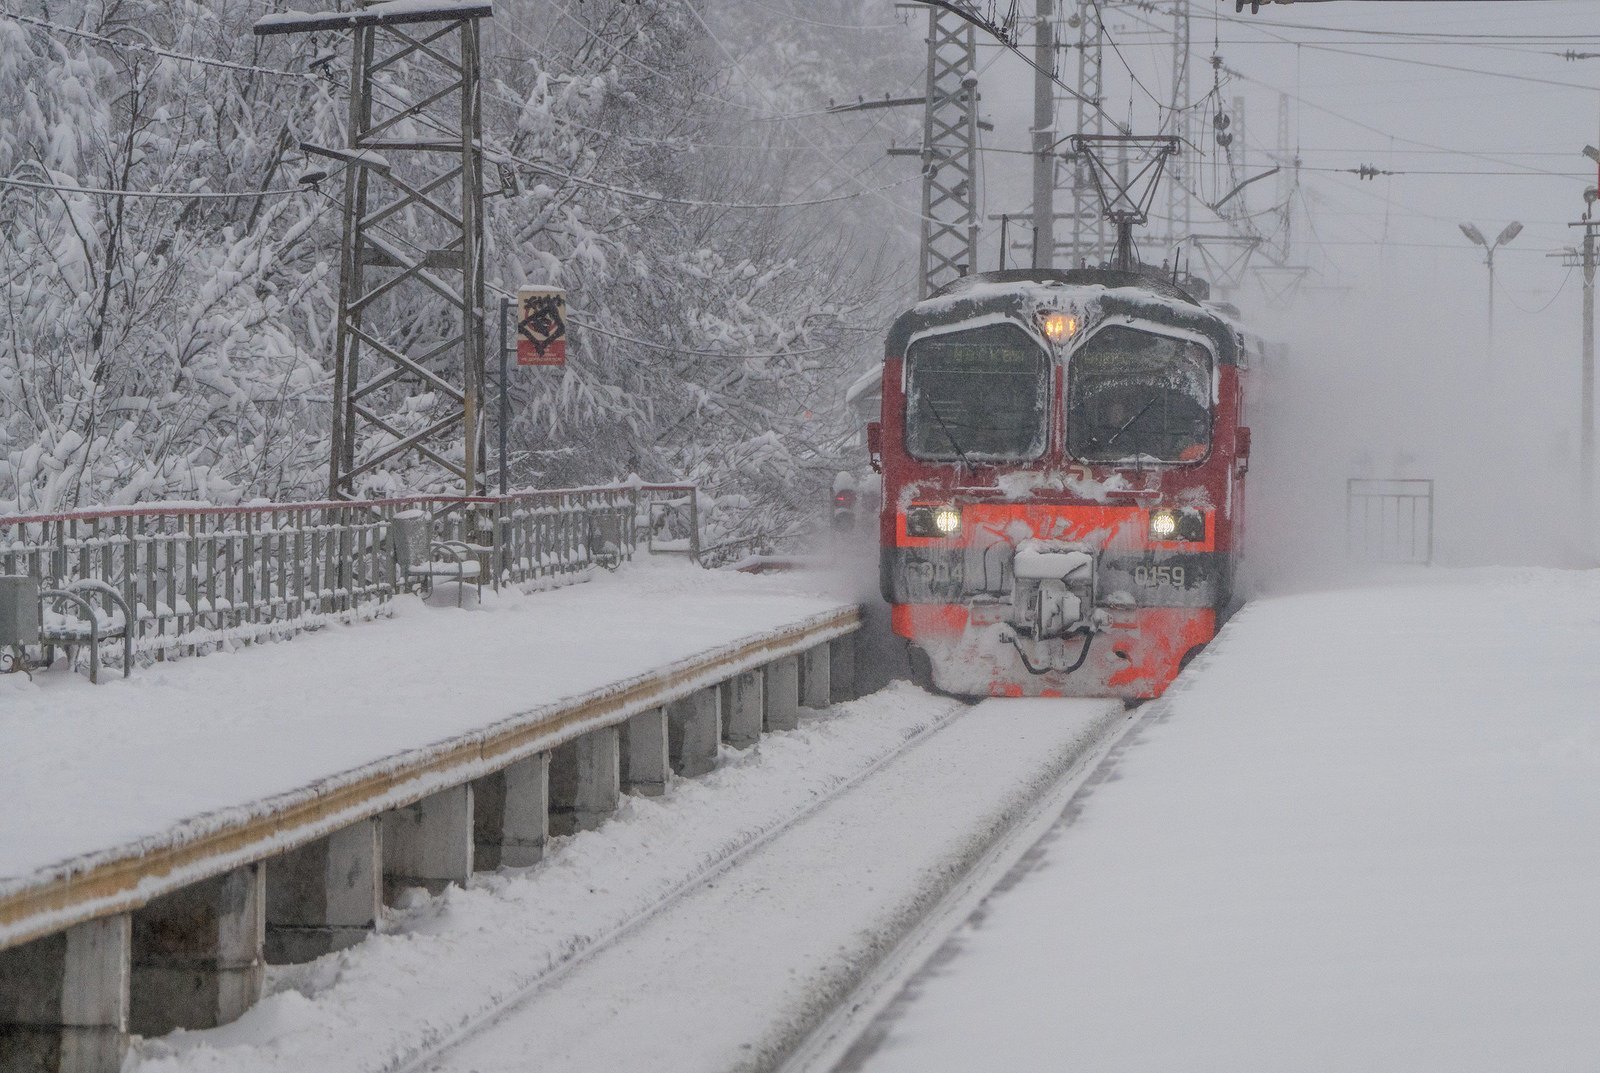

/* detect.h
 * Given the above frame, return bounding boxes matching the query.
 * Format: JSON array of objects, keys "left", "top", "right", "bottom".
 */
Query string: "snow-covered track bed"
[
  {"left": 416, "top": 695, "right": 1123, "bottom": 1073},
  {"left": 122, "top": 688, "right": 1129, "bottom": 1073}
]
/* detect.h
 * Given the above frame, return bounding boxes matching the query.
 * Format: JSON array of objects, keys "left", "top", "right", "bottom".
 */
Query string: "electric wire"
[
  {"left": 0, "top": 9, "right": 311, "bottom": 78},
  {"left": 0, "top": 173, "right": 319, "bottom": 200},
  {"left": 309, "top": 186, "right": 838, "bottom": 362}
]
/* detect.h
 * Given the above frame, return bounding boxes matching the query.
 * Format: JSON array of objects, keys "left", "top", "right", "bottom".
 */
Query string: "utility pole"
[
  {"left": 1031, "top": 0, "right": 1054, "bottom": 268},
  {"left": 1565, "top": 218, "right": 1599, "bottom": 535},
  {"left": 1585, "top": 222, "right": 1595, "bottom": 534},
  {"left": 1276, "top": 91, "right": 1293, "bottom": 261},
  {"left": 256, "top": 1, "right": 490, "bottom": 499}
]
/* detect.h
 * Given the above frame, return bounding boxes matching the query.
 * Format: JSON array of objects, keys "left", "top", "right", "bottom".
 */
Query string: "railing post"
[
  {"left": 493, "top": 498, "right": 506, "bottom": 591},
  {"left": 688, "top": 487, "right": 701, "bottom": 563}
]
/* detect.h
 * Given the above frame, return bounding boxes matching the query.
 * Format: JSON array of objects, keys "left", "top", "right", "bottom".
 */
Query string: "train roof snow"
[{"left": 885, "top": 268, "right": 1241, "bottom": 366}]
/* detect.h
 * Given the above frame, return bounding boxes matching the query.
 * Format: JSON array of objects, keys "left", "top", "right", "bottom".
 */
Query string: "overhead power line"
[
  {"left": 0, "top": 174, "right": 315, "bottom": 200},
  {"left": 0, "top": 9, "right": 310, "bottom": 78},
  {"left": 503, "top": 149, "right": 920, "bottom": 210},
  {"left": 1209, "top": 10, "right": 1600, "bottom": 42}
]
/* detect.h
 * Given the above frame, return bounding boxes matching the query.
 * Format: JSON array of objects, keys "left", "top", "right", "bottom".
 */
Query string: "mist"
[{"left": 1241, "top": 260, "right": 1591, "bottom": 595}]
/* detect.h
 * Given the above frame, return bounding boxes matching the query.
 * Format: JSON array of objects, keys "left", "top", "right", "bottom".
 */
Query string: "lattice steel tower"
[
  {"left": 1065, "top": 0, "right": 1106, "bottom": 267},
  {"left": 918, "top": 9, "right": 981, "bottom": 297},
  {"left": 1163, "top": 0, "right": 1193, "bottom": 255},
  {"left": 258, "top": 3, "right": 490, "bottom": 499}
]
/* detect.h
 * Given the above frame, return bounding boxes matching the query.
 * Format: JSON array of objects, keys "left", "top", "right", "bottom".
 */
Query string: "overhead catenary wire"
[
  {"left": 1206, "top": 9, "right": 1600, "bottom": 42},
  {"left": 495, "top": 147, "right": 919, "bottom": 211},
  {"left": 670, "top": 0, "right": 943, "bottom": 225},
  {"left": 0, "top": 173, "right": 318, "bottom": 200},
  {"left": 325, "top": 59, "right": 915, "bottom": 215},
  {"left": 309, "top": 186, "right": 841, "bottom": 362},
  {"left": 0, "top": 9, "right": 312, "bottom": 79}
]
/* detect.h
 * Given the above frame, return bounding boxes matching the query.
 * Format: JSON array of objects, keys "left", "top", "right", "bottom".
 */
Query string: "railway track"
[{"left": 404, "top": 693, "right": 1135, "bottom": 1073}]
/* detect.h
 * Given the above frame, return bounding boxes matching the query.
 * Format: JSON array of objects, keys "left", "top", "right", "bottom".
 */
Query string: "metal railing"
[
  {"left": 1346, "top": 478, "right": 1434, "bottom": 565},
  {"left": 0, "top": 487, "right": 643, "bottom": 664}
]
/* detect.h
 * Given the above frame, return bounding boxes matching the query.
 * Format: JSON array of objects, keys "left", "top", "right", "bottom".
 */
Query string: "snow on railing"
[{"left": 0, "top": 486, "right": 649, "bottom": 666}]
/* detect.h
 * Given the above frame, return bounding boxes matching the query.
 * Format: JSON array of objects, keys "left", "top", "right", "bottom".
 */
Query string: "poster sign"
[{"left": 516, "top": 286, "right": 567, "bottom": 366}]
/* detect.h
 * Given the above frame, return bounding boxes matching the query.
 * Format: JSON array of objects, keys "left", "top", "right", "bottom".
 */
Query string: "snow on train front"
[{"left": 872, "top": 268, "right": 1252, "bottom": 699}]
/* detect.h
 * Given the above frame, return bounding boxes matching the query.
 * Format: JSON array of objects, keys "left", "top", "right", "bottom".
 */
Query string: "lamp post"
[
  {"left": 1575, "top": 146, "right": 1600, "bottom": 544},
  {"left": 1459, "top": 220, "right": 1523, "bottom": 352}
]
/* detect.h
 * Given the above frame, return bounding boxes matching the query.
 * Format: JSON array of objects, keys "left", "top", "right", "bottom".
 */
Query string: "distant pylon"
[
  {"left": 1066, "top": 0, "right": 1106, "bottom": 266},
  {"left": 918, "top": 9, "right": 981, "bottom": 296}
]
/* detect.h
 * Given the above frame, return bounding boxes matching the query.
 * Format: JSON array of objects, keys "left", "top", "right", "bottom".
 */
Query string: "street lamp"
[
  {"left": 1576, "top": 148, "right": 1600, "bottom": 548},
  {"left": 1459, "top": 220, "right": 1523, "bottom": 349}
]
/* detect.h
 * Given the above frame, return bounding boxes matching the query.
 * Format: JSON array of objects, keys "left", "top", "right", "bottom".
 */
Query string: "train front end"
[{"left": 876, "top": 269, "right": 1248, "bottom": 700}]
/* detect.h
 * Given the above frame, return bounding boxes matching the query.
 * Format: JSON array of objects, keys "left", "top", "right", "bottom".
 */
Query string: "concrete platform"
[{"left": 0, "top": 562, "right": 857, "bottom": 950}]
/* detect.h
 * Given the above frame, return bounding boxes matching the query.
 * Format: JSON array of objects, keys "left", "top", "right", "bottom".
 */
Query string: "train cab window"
[
  {"left": 1066, "top": 326, "right": 1212, "bottom": 464},
  {"left": 905, "top": 324, "right": 1049, "bottom": 462}
]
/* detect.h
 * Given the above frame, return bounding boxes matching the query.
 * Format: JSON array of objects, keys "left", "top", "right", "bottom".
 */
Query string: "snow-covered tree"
[{"left": 0, "top": 0, "right": 918, "bottom": 543}]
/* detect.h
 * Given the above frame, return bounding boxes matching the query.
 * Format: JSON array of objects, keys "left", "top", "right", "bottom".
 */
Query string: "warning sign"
[{"left": 516, "top": 286, "right": 567, "bottom": 366}]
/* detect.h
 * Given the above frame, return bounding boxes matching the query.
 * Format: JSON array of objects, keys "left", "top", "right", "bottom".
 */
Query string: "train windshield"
[
  {"left": 905, "top": 324, "right": 1049, "bottom": 462},
  {"left": 1067, "top": 326, "right": 1212, "bottom": 464}
]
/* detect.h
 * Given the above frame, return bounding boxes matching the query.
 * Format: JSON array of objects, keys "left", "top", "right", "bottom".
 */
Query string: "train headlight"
[
  {"left": 1148, "top": 508, "right": 1206, "bottom": 543},
  {"left": 907, "top": 505, "right": 962, "bottom": 538},
  {"left": 1039, "top": 310, "right": 1079, "bottom": 343}
]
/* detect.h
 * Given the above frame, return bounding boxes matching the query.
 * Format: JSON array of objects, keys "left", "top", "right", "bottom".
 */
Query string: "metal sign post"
[
  {"left": 499, "top": 296, "right": 510, "bottom": 496},
  {"left": 494, "top": 288, "right": 568, "bottom": 495}
]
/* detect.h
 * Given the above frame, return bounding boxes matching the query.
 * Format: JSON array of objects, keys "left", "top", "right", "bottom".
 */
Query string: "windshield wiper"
[
  {"left": 1102, "top": 396, "right": 1157, "bottom": 451},
  {"left": 924, "top": 400, "right": 974, "bottom": 470}
]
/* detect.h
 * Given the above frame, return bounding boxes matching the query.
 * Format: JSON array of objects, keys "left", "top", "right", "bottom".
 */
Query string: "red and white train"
[{"left": 869, "top": 267, "right": 1257, "bottom": 699}]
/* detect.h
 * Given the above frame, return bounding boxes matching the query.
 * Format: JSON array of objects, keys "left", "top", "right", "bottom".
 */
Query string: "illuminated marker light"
[
  {"left": 1039, "top": 311, "right": 1079, "bottom": 342},
  {"left": 1149, "top": 508, "right": 1206, "bottom": 543},
  {"left": 1149, "top": 510, "right": 1179, "bottom": 540},
  {"left": 906, "top": 505, "right": 964, "bottom": 538}
]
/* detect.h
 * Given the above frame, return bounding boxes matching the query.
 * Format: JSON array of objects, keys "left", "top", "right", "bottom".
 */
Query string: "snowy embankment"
[
  {"left": 837, "top": 567, "right": 1600, "bottom": 1073},
  {"left": 128, "top": 690, "right": 1126, "bottom": 1073},
  {"left": 0, "top": 560, "right": 849, "bottom": 890}
]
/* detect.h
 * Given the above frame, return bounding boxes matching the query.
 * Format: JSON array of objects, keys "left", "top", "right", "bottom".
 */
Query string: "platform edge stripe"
[{"left": 0, "top": 604, "right": 861, "bottom": 951}]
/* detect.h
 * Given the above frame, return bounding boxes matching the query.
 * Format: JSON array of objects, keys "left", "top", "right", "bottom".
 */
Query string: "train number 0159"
[{"left": 1134, "top": 564, "right": 1186, "bottom": 588}]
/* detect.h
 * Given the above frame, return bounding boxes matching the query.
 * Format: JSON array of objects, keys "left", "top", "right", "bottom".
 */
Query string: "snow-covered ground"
[
  {"left": 127, "top": 687, "right": 1125, "bottom": 1073},
  {"left": 835, "top": 567, "right": 1600, "bottom": 1073},
  {"left": 0, "top": 560, "right": 851, "bottom": 888}
]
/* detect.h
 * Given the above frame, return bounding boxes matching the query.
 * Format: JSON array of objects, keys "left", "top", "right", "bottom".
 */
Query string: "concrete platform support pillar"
[
  {"left": 667, "top": 687, "right": 721, "bottom": 777},
  {"left": 129, "top": 864, "right": 264, "bottom": 1036},
  {"left": 800, "top": 642, "right": 832, "bottom": 710},
  {"left": 381, "top": 785, "right": 473, "bottom": 902},
  {"left": 720, "top": 671, "right": 764, "bottom": 749},
  {"left": 829, "top": 633, "right": 858, "bottom": 703},
  {"left": 265, "top": 819, "right": 381, "bottom": 963},
  {"left": 763, "top": 656, "right": 801, "bottom": 732},
  {"left": 549, "top": 726, "right": 620, "bottom": 835},
  {"left": 473, "top": 754, "right": 550, "bottom": 868},
  {"left": 0, "top": 914, "right": 130, "bottom": 1073},
  {"left": 620, "top": 708, "right": 670, "bottom": 797}
]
